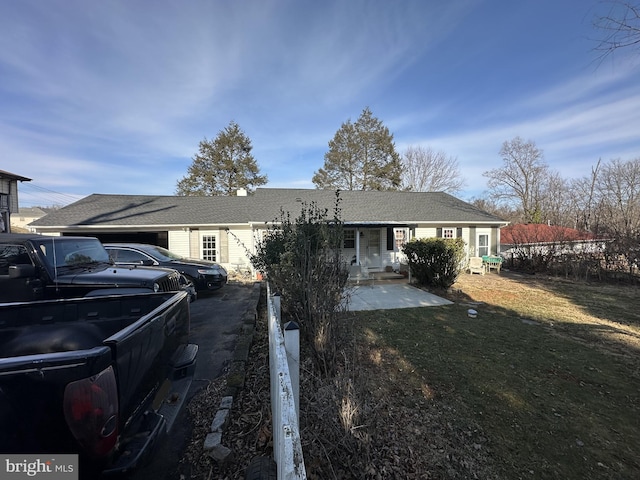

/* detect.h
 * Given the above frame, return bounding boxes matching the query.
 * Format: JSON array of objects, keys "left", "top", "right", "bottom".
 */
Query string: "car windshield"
[
  {"left": 36, "top": 238, "right": 111, "bottom": 270},
  {"left": 146, "top": 245, "right": 184, "bottom": 262}
]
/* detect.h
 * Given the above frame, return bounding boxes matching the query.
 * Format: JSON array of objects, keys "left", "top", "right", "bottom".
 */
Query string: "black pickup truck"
[
  {"left": 0, "top": 291, "right": 197, "bottom": 478},
  {"left": 0, "top": 234, "right": 183, "bottom": 302}
]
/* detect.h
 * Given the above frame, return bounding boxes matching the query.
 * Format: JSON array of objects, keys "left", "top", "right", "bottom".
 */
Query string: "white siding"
[
  {"left": 168, "top": 230, "right": 191, "bottom": 257},
  {"left": 189, "top": 230, "right": 200, "bottom": 258},
  {"left": 342, "top": 248, "right": 357, "bottom": 265},
  {"left": 11, "top": 215, "right": 41, "bottom": 230},
  {"left": 414, "top": 227, "right": 437, "bottom": 239},
  {"left": 411, "top": 226, "right": 483, "bottom": 260},
  {"left": 226, "top": 226, "right": 255, "bottom": 270},
  {"left": 382, "top": 249, "right": 406, "bottom": 268}
]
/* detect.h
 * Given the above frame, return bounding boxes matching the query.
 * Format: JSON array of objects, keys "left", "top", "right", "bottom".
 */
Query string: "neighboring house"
[
  {"left": 500, "top": 223, "right": 605, "bottom": 259},
  {"left": 10, "top": 207, "right": 47, "bottom": 232},
  {"left": 0, "top": 170, "right": 32, "bottom": 234},
  {"left": 29, "top": 188, "right": 508, "bottom": 272}
]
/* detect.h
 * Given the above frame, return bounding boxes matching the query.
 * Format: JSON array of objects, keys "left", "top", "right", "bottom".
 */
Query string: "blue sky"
[{"left": 2, "top": 0, "right": 639, "bottom": 207}]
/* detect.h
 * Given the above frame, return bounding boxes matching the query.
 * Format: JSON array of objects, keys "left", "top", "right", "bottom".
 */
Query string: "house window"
[
  {"left": 202, "top": 235, "right": 217, "bottom": 261},
  {"left": 437, "top": 227, "right": 462, "bottom": 239},
  {"left": 478, "top": 234, "right": 489, "bottom": 257},
  {"left": 344, "top": 229, "right": 355, "bottom": 249}
]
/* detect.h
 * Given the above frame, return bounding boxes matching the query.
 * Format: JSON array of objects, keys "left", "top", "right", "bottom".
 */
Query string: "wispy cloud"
[
  {"left": 1, "top": 0, "right": 639, "bottom": 206},
  {"left": 403, "top": 61, "right": 640, "bottom": 196}
]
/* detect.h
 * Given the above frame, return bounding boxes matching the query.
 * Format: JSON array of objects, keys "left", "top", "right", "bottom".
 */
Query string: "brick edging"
[{"left": 202, "top": 282, "right": 262, "bottom": 465}]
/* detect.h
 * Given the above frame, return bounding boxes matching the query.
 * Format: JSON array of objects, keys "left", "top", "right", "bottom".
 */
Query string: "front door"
[
  {"left": 478, "top": 234, "right": 489, "bottom": 257},
  {"left": 364, "top": 229, "right": 381, "bottom": 268}
]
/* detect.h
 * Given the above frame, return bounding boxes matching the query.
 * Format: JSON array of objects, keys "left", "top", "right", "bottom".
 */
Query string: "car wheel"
[{"left": 244, "top": 456, "right": 276, "bottom": 480}]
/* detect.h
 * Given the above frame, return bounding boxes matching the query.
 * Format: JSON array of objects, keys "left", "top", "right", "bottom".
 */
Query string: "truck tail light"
[{"left": 63, "top": 365, "right": 119, "bottom": 457}]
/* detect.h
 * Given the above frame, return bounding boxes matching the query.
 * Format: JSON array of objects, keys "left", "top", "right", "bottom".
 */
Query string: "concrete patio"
[{"left": 345, "top": 273, "right": 453, "bottom": 311}]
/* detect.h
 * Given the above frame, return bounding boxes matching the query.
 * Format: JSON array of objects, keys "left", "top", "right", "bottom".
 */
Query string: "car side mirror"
[
  {"left": 141, "top": 259, "right": 155, "bottom": 266},
  {"left": 9, "top": 264, "right": 36, "bottom": 279}
]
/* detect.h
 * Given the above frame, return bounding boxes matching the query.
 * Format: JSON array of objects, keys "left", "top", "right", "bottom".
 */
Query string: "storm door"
[{"left": 365, "top": 229, "right": 382, "bottom": 268}]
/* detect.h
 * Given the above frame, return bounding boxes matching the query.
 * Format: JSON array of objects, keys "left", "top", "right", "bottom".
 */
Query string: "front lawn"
[
  {"left": 348, "top": 272, "right": 640, "bottom": 479},
  {"left": 183, "top": 272, "right": 640, "bottom": 479}
]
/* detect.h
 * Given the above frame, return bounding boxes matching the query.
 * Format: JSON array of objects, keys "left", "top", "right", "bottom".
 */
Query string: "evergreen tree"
[
  {"left": 312, "top": 107, "right": 402, "bottom": 190},
  {"left": 176, "top": 121, "right": 267, "bottom": 196}
]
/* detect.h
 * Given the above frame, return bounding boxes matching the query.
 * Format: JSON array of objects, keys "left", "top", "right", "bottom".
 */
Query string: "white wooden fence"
[{"left": 267, "top": 283, "right": 307, "bottom": 479}]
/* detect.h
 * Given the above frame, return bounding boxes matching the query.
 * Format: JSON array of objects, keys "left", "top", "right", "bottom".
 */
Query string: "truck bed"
[
  {"left": 0, "top": 292, "right": 183, "bottom": 358},
  {"left": 0, "top": 292, "right": 196, "bottom": 475}
]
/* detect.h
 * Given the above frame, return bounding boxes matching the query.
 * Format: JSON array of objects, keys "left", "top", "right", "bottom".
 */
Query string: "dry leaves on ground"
[{"left": 183, "top": 278, "right": 500, "bottom": 479}]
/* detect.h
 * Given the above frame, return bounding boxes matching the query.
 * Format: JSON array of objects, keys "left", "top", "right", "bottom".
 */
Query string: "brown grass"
[
  {"left": 183, "top": 272, "right": 640, "bottom": 479},
  {"left": 343, "top": 271, "right": 640, "bottom": 479}
]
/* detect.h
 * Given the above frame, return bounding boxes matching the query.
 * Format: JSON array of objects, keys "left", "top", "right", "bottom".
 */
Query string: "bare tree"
[
  {"left": 468, "top": 196, "right": 517, "bottom": 223},
  {"left": 595, "top": 158, "right": 640, "bottom": 272},
  {"left": 543, "top": 171, "right": 572, "bottom": 227},
  {"left": 596, "top": 158, "right": 640, "bottom": 231},
  {"left": 400, "top": 146, "right": 466, "bottom": 193},
  {"left": 483, "top": 137, "right": 551, "bottom": 223},
  {"left": 593, "top": 1, "right": 640, "bottom": 61},
  {"left": 567, "top": 160, "right": 603, "bottom": 232}
]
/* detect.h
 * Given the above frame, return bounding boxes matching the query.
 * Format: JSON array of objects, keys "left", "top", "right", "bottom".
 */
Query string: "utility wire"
[{"left": 18, "top": 182, "right": 85, "bottom": 208}]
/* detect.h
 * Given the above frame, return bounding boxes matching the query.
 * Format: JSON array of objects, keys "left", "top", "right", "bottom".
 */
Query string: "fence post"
[
  {"left": 272, "top": 291, "right": 281, "bottom": 321},
  {"left": 269, "top": 289, "right": 281, "bottom": 460},
  {"left": 265, "top": 283, "right": 307, "bottom": 479},
  {"left": 284, "top": 321, "right": 300, "bottom": 420}
]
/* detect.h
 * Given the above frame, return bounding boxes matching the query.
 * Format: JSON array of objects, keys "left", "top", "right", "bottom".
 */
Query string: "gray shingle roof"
[
  {"left": 30, "top": 189, "right": 506, "bottom": 228},
  {"left": 248, "top": 189, "right": 505, "bottom": 224}
]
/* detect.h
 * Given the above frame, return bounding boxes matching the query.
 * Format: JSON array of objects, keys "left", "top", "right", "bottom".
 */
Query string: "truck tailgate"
[
  {"left": 0, "top": 346, "right": 113, "bottom": 454},
  {"left": 104, "top": 290, "right": 191, "bottom": 433}
]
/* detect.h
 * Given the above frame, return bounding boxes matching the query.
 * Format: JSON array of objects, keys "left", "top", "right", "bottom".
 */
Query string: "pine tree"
[
  {"left": 312, "top": 107, "right": 402, "bottom": 190},
  {"left": 176, "top": 121, "right": 267, "bottom": 196}
]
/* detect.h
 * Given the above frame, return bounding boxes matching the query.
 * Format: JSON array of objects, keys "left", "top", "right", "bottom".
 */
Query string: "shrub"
[
  {"left": 250, "top": 191, "right": 350, "bottom": 375},
  {"left": 402, "top": 237, "right": 466, "bottom": 289}
]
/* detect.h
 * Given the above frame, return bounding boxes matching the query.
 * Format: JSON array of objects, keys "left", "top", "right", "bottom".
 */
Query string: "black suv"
[
  {"left": 104, "top": 243, "right": 228, "bottom": 292},
  {"left": 0, "top": 234, "right": 182, "bottom": 302}
]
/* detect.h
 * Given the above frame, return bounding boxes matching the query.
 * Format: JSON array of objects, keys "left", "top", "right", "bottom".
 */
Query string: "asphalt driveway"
[{"left": 129, "top": 282, "right": 260, "bottom": 480}]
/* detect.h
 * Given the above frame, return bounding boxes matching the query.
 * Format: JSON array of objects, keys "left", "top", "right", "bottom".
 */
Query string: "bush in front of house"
[
  {"left": 402, "top": 237, "right": 466, "bottom": 289},
  {"left": 250, "top": 191, "right": 350, "bottom": 376}
]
